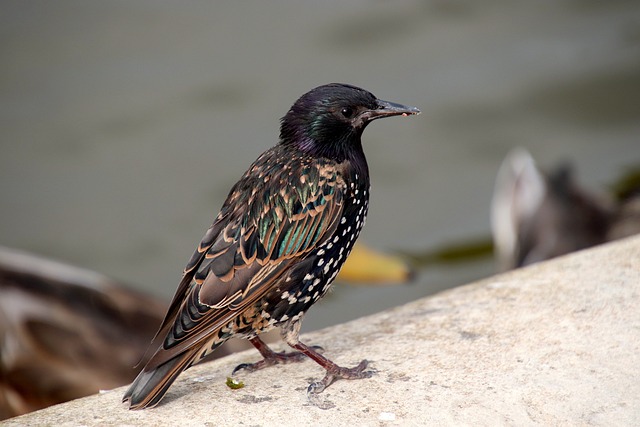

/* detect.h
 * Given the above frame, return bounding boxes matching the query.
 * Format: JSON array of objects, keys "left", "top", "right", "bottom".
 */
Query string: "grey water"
[{"left": 2, "top": 1, "right": 639, "bottom": 333}]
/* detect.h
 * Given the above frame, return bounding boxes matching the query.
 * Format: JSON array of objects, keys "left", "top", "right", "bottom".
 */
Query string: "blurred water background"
[{"left": 2, "top": 1, "right": 639, "bottom": 333}]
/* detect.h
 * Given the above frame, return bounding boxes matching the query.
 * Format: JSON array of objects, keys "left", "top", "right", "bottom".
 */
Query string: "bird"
[
  {"left": 0, "top": 246, "right": 167, "bottom": 420},
  {"left": 491, "top": 148, "right": 640, "bottom": 270},
  {"left": 122, "top": 83, "right": 420, "bottom": 409}
]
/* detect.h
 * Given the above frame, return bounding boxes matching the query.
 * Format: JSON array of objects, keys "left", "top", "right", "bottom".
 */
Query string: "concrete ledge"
[{"left": 5, "top": 235, "right": 639, "bottom": 426}]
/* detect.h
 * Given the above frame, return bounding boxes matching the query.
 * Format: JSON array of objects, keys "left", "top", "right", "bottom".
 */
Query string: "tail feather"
[{"left": 123, "top": 348, "right": 198, "bottom": 410}]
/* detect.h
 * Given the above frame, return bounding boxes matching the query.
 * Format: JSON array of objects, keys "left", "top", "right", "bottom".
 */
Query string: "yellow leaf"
[{"left": 337, "top": 242, "right": 414, "bottom": 286}]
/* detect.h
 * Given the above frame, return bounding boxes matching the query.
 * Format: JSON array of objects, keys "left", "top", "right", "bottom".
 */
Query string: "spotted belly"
[{"left": 266, "top": 187, "right": 370, "bottom": 328}]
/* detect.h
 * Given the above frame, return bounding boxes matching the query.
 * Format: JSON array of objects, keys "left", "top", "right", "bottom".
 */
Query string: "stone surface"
[{"left": 3, "top": 236, "right": 639, "bottom": 426}]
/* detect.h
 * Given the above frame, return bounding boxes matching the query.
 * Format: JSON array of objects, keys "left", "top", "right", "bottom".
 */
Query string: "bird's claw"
[
  {"left": 232, "top": 348, "right": 321, "bottom": 376},
  {"left": 306, "top": 359, "right": 373, "bottom": 396},
  {"left": 231, "top": 363, "right": 253, "bottom": 376}
]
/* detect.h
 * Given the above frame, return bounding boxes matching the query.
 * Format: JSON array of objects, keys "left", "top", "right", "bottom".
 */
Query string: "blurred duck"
[
  {"left": 491, "top": 149, "right": 640, "bottom": 271},
  {"left": 0, "top": 247, "right": 169, "bottom": 420}
]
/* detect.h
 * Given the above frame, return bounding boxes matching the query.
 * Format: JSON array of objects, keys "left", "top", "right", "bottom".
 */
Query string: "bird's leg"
[
  {"left": 280, "top": 320, "right": 373, "bottom": 394},
  {"left": 289, "top": 341, "right": 372, "bottom": 394},
  {"left": 232, "top": 336, "right": 323, "bottom": 375}
]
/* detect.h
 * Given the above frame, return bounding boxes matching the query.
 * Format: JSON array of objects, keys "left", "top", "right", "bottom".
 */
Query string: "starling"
[{"left": 123, "top": 83, "right": 420, "bottom": 409}]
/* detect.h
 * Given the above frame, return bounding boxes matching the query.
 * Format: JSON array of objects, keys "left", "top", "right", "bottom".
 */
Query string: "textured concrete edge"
[{"left": 3, "top": 235, "right": 639, "bottom": 426}]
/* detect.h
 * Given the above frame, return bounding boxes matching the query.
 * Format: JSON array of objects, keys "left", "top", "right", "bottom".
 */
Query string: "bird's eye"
[{"left": 340, "top": 107, "right": 354, "bottom": 118}]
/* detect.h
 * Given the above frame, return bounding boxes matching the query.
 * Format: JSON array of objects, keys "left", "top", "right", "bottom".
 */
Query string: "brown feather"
[{"left": 137, "top": 154, "right": 345, "bottom": 371}]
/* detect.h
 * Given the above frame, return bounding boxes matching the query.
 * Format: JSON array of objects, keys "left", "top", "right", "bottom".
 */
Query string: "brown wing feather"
[
  {"left": 141, "top": 221, "right": 225, "bottom": 355},
  {"left": 143, "top": 151, "right": 345, "bottom": 369}
]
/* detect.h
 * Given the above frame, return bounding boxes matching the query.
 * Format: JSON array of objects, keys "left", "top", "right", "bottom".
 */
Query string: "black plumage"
[{"left": 123, "top": 83, "right": 419, "bottom": 409}]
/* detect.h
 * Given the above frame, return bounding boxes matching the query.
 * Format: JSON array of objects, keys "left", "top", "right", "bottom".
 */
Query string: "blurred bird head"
[{"left": 491, "top": 148, "right": 613, "bottom": 270}]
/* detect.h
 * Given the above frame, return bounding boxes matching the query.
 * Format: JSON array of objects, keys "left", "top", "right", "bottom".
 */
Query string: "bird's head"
[{"left": 280, "top": 83, "right": 420, "bottom": 161}]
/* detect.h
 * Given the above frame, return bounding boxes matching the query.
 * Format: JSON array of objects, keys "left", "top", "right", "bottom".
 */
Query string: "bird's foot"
[
  {"left": 307, "top": 359, "right": 373, "bottom": 395},
  {"left": 232, "top": 346, "right": 323, "bottom": 375},
  {"left": 233, "top": 336, "right": 323, "bottom": 375}
]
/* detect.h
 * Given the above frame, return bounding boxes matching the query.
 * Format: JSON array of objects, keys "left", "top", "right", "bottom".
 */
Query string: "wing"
[{"left": 145, "top": 150, "right": 345, "bottom": 368}]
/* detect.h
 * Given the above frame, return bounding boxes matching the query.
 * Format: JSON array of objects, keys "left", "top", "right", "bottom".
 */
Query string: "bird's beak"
[{"left": 362, "top": 99, "right": 421, "bottom": 122}]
